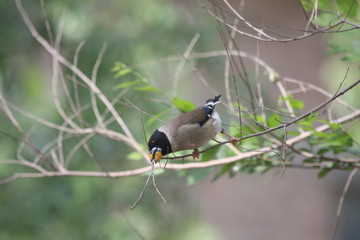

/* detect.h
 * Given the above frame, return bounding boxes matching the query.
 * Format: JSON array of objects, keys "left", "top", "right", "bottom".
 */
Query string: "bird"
[{"left": 147, "top": 95, "right": 236, "bottom": 162}]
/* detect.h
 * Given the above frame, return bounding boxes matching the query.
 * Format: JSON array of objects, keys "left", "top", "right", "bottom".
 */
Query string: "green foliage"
[
  {"left": 0, "top": 0, "right": 222, "bottom": 239},
  {"left": 267, "top": 113, "right": 281, "bottom": 128},
  {"left": 317, "top": 167, "right": 333, "bottom": 179},
  {"left": 298, "top": 119, "right": 355, "bottom": 177},
  {"left": 172, "top": 97, "right": 196, "bottom": 113},
  {"left": 300, "top": 0, "right": 360, "bottom": 62},
  {"left": 1, "top": 0, "right": 359, "bottom": 238},
  {"left": 112, "top": 62, "right": 162, "bottom": 92},
  {"left": 280, "top": 94, "right": 304, "bottom": 112},
  {"left": 229, "top": 156, "right": 278, "bottom": 176},
  {"left": 309, "top": 121, "right": 353, "bottom": 155}
]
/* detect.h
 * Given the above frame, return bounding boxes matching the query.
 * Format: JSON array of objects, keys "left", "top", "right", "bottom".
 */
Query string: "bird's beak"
[{"left": 149, "top": 148, "right": 163, "bottom": 162}]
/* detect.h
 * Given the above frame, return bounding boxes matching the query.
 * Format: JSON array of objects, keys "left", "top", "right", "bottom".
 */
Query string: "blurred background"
[{"left": 0, "top": 0, "right": 359, "bottom": 239}]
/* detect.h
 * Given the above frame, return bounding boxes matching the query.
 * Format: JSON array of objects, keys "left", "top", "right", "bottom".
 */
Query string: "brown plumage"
[
  {"left": 158, "top": 108, "right": 220, "bottom": 152},
  {"left": 148, "top": 95, "right": 222, "bottom": 162}
]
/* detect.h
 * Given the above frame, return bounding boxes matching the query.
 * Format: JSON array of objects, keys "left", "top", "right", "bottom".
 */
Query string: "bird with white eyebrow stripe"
[{"left": 148, "top": 95, "right": 236, "bottom": 162}]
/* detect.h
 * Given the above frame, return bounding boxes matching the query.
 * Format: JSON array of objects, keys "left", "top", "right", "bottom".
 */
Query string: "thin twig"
[
  {"left": 197, "top": 0, "right": 356, "bottom": 42},
  {"left": 40, "top": 0, "right": 54, "bottom": 44},
  {"left": 151, "top": 170, "right": 166, "bottom": 204},
  {"left": 72, "top": 40, "right": 87, "bottom": 124},
  {"left": 172, "top": 33, "right": 200, "bottom": 97},
  {"left": 216, "top": 24, "right": 243, "bottom": 142},
  {"left": 91, "top": 43, "right": 108, "bottom": 129},
  {"left": 0, "top": 94, "right": 57, "bottom": 170},
  {"left": 1, "top": 107, "right": 359, "bottom": 185},
  {"left": 15, "top": 0, "right": 147, "bottom": 160},
  {"left": 131, "top": 162, "right": 154, "bottom": 210}
]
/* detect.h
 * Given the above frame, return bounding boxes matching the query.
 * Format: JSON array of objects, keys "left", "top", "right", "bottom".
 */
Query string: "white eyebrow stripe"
[{"left": 206, "top": 100, "right": 220, "bottom": 104}]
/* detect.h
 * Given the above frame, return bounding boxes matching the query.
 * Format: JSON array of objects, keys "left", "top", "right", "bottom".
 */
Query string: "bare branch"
[
  {"left": 172, "top": 33, "right": 200, "bottom": 97},
  {"left": 198, "top": 0, "right": 358, "bottom": 42},
  {"left": 15, "top": 0, "right": 148, "bottom": 160},
  {"left": 0, "top": 94, "right": 57, "bottom": 170},
  {"left": 1, "top": 104, "right": 359, "bottom": 186},
  {"left": 91, "top": 43, "right": 108, "bottom": 129}
]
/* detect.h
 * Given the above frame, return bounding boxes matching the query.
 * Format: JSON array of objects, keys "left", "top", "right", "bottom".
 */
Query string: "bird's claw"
[{"left": 192, "top": 149, "right": 200, "bottom": 159}]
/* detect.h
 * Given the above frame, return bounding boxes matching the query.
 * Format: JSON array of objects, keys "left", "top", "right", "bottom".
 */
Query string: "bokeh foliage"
[
  {"left": 0, "top": 0, "right": 223, "bottom": 239},
  {"left": 0, "top": 0, "right": 359, "bottom": 239}
]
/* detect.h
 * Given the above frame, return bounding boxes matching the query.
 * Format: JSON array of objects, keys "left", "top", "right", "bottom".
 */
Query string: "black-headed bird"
[{"left": 148, "top": 95, "right": 235, "bottom": 162}]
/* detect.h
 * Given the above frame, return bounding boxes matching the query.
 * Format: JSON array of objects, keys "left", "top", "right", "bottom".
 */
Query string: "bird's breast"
[{"left": 165, "top": 111, "right": 222, "bottom": 152}]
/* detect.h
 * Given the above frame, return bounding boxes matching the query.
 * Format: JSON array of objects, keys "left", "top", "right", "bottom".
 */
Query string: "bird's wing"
[{"left": 173, "top": 107, "right": 209, "bottom": 127}]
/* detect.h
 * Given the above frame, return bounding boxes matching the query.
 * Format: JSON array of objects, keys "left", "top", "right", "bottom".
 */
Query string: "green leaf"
[
  {"left": 134, "top": 86, "right": 162, "bottom": 92},
  {"left": 312, "top": 131, "right": 331, "bottom": 138},
  {"left": 317, "top": 148, "right": 331, "bottom": 155},
  {"left": 113, "top": 68, "right": 133, "bottom": 79},
  {"left": 255, "top": 115, "right": 265, "bottom": 124},
  {"left": 324, "top": 162, "right": 336, "bottom": 168},
  {"left": 172, "top": 97, "right": 196, "bottom": 113},
  {"left": 111, "top": 62, "right": 134, "bottom": 79},
  {"left": 289, "top": 98, "right": 304, "bottom": 110},
  {"left": 341, "top": 54, "right": 360, "bottom": 62},
  {"left": 111, "top": 61, "right": 127, "bottom": 72},
  {"left": 115, "top": 80, "right": 142, "bottom": 89},
  {"left": 132, "top": 71, "right": 149, "bottom": 82},
  {"left": 287, "top": 131, "right": 300, "bottom": 136},
  {"left": 186, "top": 167, "right": 213, "bottom": 185},
  {"left": 267, "top": 113, "right": 280, "bottom": 128},
  {"left": 299, "top": 148, "right": 311, "bottom": 153},
  {"left": 282, "top": 94, "right": 304, "bottom": 111},
  {"left": 318, "top": 168, "right": 332, "bottom": 179},
  {"left": 303, "top": 158, "right": 315, "bottom": 164}
]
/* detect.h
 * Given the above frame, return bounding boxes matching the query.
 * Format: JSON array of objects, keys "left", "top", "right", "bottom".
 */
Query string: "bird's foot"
[
  {"left": 221, "top": 129, "right": 238, "bottom": 146},
  {"left": 192, "top": 149, "right": 200, "bottom": 159}
]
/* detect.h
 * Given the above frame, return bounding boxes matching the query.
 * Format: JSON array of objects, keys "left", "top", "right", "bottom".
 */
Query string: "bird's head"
[
  {"left": 205, "top": 95, "right": 221, "bottom": 109},
  {"left": 147, "top": 129, "right": 172, "bottom": 162}
]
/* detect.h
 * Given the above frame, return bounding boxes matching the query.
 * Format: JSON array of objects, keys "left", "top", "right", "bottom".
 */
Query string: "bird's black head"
[
  {"left": 205, "top": 95, "right": 221, "bottom": 109},
  {"left": 148, "top": 129, "right": 172, "bottom": 162}
]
